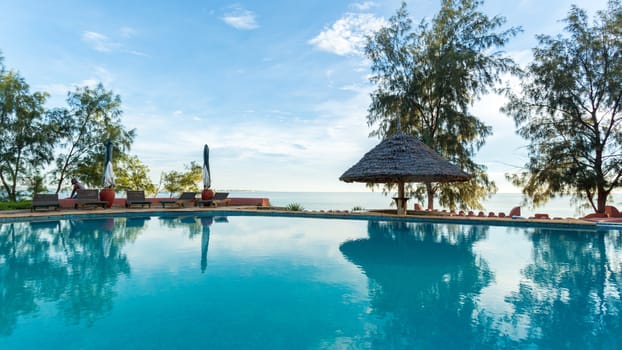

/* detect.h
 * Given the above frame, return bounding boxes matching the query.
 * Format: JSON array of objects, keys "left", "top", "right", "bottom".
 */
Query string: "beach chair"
[
  {"left": 74, "top": 189, "right": 108, "bottom": 209},
  {"left": 508, "top": 206, "right": 521, "bottom": 217},
  {"left": 159, "top": 192, "right": 197, "bottom": 208},
  {"left": 31, "top": 193, "right": 60, "bottom": 212},
  {"left": 125, "top": 190, "right": 152, "bottom": 208},
  {"left": 197, "top": 192, "right": 230, "bottom": 207}
]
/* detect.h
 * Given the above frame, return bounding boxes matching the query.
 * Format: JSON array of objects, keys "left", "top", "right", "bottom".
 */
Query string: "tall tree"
[
  {"left": 0, "top": 70, "right": 57, "bottom": 201},
  {"left": 51, "top": 83, "right": 136, "bottom": 192},
  {"left": 503, "top": 0, "right": 622, "bottom": 213},
  {"left": 114, "top": 155, "right": 157, "bottom": 196},
  {"left": 365, "top": 0, "right": 520, "bottom": 210}
]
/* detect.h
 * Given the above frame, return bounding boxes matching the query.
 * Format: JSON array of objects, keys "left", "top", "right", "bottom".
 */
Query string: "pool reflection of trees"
[
  {"left": 0, "top": 215, "right": 230, "bottom": 335},
  {"left": 340, "top": 221, "right": 496, "bottom": 348},
  {"left": 0, "top": 218, "right": 144, "bottom": 336},
  {"left": 340, "top": 222, "right": 622, "bottom": 348},
  {"left": 507, "top": 228, "right": 622, "bottom": 349}
]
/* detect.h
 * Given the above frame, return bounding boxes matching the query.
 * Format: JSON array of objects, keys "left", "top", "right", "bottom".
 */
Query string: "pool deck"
[{"left": 0, "top": 202, "right": 608, "bottom": 231}]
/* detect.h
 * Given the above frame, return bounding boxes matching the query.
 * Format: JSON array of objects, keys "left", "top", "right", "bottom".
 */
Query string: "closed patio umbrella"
[
  {"left": 203, "top": 144, "right": 211, "bottom": 189},
  {"left": 102, "top": 139, "right": 115, "bottom": 188}
]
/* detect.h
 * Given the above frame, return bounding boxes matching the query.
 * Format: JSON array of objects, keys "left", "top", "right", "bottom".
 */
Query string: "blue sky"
[{"left": 0, "top": 0, "right": 611, "bottom": 192}]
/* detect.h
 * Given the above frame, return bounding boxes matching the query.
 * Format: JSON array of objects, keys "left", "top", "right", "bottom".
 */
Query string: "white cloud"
[
  {"left": 124, "top": 86, "right": 378, "bottom": 191},
  {"left": 350, "top": 1, "right": 377, "bottom": 11},
  {"left": 82, "top": 31, "right": 119, "bottom": 52},
  {"left": 82, "top": 29, "right": 147, "bottom": 56},
  {"left": 93, "top": 65, "right": 113, "bottom": 85},
  {"left": 119, "top": 26, "right": 137, "bottom": 38},
  {"left": 222, "top": 6, "right": 259, "bottom": 30},
  {"left": 79, "top": 79, "right": 99, "bottom": 88},
  {"left": 309, "top": 13, "right": 387, "bottom": 56}
]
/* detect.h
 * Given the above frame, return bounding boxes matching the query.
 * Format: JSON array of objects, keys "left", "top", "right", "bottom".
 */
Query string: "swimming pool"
[{"left": 1, "top": 213, "right": 621, "bottom": 349}]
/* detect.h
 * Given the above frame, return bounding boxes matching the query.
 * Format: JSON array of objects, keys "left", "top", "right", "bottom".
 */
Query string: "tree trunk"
[
  {"left": 597, "top": 188, "right": 608, "bottom": 214},
  {"left": 426, "top": 182, "right": 434, "bottom": 210},
  {"left": 397, "top": 181, "right": 406, "bottom": 215}
]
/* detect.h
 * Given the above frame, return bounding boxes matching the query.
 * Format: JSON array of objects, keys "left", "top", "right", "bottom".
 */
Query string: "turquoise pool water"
[{"left": 1, "top": 213, "right": 622, "bottom": 349}]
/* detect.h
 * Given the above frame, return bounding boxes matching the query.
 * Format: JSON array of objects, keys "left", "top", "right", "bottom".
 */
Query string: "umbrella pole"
[{"left": 397, "top": 181, "right": 406, "bottom": 215}]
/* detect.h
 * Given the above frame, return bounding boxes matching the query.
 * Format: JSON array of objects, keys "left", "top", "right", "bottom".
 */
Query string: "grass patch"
[{"left": 0, "top": 200, "right": 32, "bottom": 210}]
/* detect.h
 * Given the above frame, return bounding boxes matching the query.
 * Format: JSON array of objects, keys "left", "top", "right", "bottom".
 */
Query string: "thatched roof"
[{"left": 340, "top": 133, "right": 471, "bottom": 183}]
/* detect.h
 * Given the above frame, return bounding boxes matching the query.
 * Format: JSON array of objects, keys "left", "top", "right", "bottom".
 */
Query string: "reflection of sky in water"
[{"left": 1, "top": 216, "right": 622, "bottom": 349}]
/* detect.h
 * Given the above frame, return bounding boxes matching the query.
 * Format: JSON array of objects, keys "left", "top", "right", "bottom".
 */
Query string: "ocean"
[{"left": 226, "top": 191, "right": 622, "bottom": 219}]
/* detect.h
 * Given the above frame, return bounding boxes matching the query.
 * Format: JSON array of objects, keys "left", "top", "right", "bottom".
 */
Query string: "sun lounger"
[
  {"left": 31, "top": 193, "right": 60, "bottom": 212},
  {"left": 74, "top": 189, "right": 108, "bottom": 209},
  {"left": 125, "top": 190, "right": 152, "bottom": 208},
  {"left": 508, "top": 206, "right": 521, "bottom": 217},
  {"left": 159, "top": 192, "right": 197, "bottom": 208},
  {"left": 197, "top": 192, "right": 230, "bottom": 207}
]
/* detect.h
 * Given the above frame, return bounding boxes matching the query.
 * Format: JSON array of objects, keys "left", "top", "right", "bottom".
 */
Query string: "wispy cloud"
[
  {"left": 37, "top": 65, "right": 113, "bottom": 98},
  {"left": 82, "top": 31, "right": 119, "bottom": 52},
  {"left": 309, "top": 13, "right": 387, "bottom": 56},
  {"left": 349, "top": 1, "right": 378, "bottom": 11},
  {"left": 222, "top": 5, "right": 259, "bottom": 30},
  {"left": 119, "top": 26, "right": 137, "bottom": 38},
  {"left": 82, "top": 29, "right": 147, "bottom": 57}
]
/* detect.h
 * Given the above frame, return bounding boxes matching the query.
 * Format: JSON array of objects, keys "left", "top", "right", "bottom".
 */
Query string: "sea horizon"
[
  {"left": 224, "top": 190, "right": 622, "bottom": 219},
  {"left": 53, "top": 189, "right": 620, "bottom": 219}
]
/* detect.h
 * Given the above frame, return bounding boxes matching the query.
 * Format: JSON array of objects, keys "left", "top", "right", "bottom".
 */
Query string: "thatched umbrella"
[{"left": 340, "top": 132, "right": 471, "bottom": 214}]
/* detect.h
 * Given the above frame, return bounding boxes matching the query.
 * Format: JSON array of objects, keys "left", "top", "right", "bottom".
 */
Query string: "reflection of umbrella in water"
[
  {"left": 200, "top": 216, "right": 213, "bottom": 273},
  {"left": 340, "top": 132, "right": 471, "bottom": 214},
  {"left": 98, "top": 218, "right": 115, "bottom": 258},
  {"left": 338, "top": 221, "right": 491, "bottom": 347},
  {"left": 340, "top": 222, "right": 477, "bottom": 288},
  {"left": 102, "top": 139, "right": 115, "bottom": 188},
  {"left": 203, "top": 144, "right": 211, "bottom": 189}
]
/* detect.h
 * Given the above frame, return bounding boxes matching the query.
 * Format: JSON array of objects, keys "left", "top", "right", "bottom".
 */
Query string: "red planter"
[
  {"left": 100, "top": 188, "right": 116, "bottom": 208},
  {"left": 202, "top": 188, "right": 215, "bottom": 200}
]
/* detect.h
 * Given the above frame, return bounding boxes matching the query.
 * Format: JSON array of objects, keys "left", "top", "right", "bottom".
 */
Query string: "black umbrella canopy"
[
  {"left": 203, "top": 144, "right": 211, "bottom": 189},
  {"left": 340, "top": 133, "right": 471, "bottom": 184}
]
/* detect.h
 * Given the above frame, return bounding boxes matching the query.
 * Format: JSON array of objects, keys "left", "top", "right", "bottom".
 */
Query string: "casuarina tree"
[
  {"left": 365, "top": 0, "right": 520, "bottom": 210},
  {"left": 51, "top": 83, "right": 136, "bottom": 192},
  {"left": 503, "top": 0, "right": 622, "bottom": 214},
  {"left": 0, "top": 66, "right": 58, "bottom": 201}
]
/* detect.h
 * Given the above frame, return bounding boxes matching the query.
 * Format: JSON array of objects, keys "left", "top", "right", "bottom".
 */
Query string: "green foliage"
[
  {"left": 161, "top": 161, "right": 202, "bottom": 196},
  {"left": 50, "top": 83, "right": 136, "bottom": 192},
  {"left": 114, "top": 155, "right": 157, "bottom": 196},
  {"left": 503, "top": 0, "right": 622, "bottom": 213},
  {"left": 351, "top": 205, "right": 365, "bottom": 211},
  {"left": 0, "top": 199, "right": 31, "bottom": 210},
  {"left": 0, "top": 69, "right": 57, "bottom": 201},
  {"left": 286, "top": 202, "right": 304, "bottom": 211},
  {"left": 23, "top": 173, "right": 48, "bottom": 194},
  {"left": 365, "top": 0, "right": 519, "bottom": 210}
]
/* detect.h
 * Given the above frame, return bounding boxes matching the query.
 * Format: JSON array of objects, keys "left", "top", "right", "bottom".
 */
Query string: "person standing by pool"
[{"left": 70, "top": 178, "right": 85, "bottom": 198}]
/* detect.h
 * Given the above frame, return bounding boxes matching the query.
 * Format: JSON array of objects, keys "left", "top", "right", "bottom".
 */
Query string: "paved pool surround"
[
  {"left": 0, "top": 200, "right": 601, "bottom": 231},
  {"left": 55, "top": 196, "right": 271, "bottom": 209}
]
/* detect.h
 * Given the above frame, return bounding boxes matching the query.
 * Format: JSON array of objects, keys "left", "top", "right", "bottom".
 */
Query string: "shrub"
[
  {"left": 286, "top": 202, "right": 304, "bottom": 211},
  {"left": 0, "top": 200, "right": 32, "bottom": 210}
]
